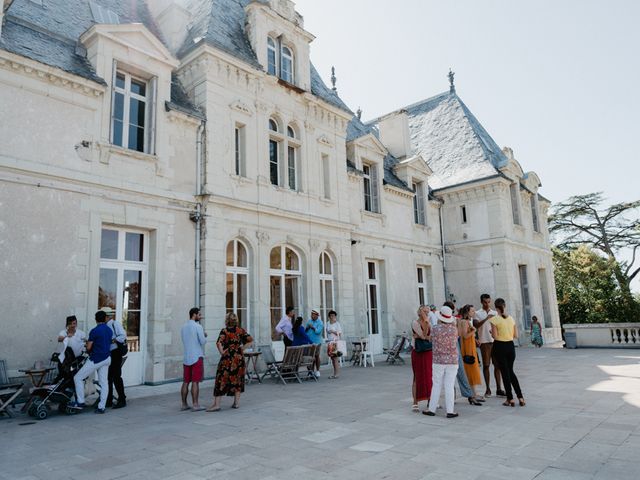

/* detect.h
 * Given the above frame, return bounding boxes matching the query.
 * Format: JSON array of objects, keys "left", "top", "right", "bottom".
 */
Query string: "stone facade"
[{"left": 0, "top": 0, "right": 560, "bottom": 384}]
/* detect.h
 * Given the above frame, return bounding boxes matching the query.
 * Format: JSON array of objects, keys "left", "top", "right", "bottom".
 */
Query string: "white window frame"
[
  {"left": 269, "top": 245, "right": 303, "bottom": 339},
  {"left": 281, "top": 45, "right": 294, "bottom": 83},
  {"left": 510, "top": 183, "right": 522, "bottom": 225},
  {"left": 321, "top": 154, "right": 331, "bottom": 200},
  {"left": 226, "top": 239, "right": 250, "bottom": 330},
  {"left": 269, "top": 118, "right": 282, "bottom": 186},
  {"left": 531, "top": 194, "right": 540, "bottom": 232},
  {"left": 413, "top": 181, "right": 426, "bottom": 225},
  {"left": 269, "top": 119, "right": 301, "bottom": 191},
  {"left": 362, "top": 162, "right": 380, "bottom": 213},
  {"left": 365, "top": 260, "right": 381, "bottom": 336},
  {"left": 267, "top": 36, "right": 277, "bottom": 76},
  {"left": 234, "top": 123, "right": 246, "bottom": 177},
  {"left": 319, "top": 251, "right": 335, "bottom": 339},
  {"left": 98, "top": 227, "right": 148, "bottom": 355},
  {"left": 110, "top": 68, "right": 154, "bottom": 154},
  {"left": 417, "top": 266, "right": 428, "bottom": 306}
]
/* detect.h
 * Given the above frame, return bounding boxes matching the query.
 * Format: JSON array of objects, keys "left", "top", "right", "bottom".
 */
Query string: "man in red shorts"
[{"left": 180, "top": 307, "right": 207, "bottom": 411}]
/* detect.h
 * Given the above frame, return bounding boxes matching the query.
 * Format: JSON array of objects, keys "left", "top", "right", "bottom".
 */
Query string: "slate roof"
[
  {"left": 1, "top": 0, "right": 349, "bottom": 116},
  {"left": 395, "top": 91, "right": 509, "bottom": 190}
]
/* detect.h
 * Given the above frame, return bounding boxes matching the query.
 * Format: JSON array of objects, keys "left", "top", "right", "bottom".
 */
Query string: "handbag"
[
  {"left": 110, "top": 321, "right": 128, "bottom": 356},
  {"left": 412, "top": 327, "right": 432, "bottom": 352},
  {"left": 463, "top": 355, "right": 475, "bottom": 365}
]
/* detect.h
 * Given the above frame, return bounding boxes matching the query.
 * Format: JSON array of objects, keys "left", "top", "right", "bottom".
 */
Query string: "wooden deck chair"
[
  {"left": 258, "top": 344, "right": 282, "bottom": 382},
  {"left": 0, "top": 360, "right": 23, "bottom": 418},
  {"left": 383, "top": 335, "right": 407, "bottom": 364},
  {"left": 275, "top": 346, "right": 304, "bottom": 384},
  {"left": 299, "top": 344, "right": 319, "bottom": 382}
]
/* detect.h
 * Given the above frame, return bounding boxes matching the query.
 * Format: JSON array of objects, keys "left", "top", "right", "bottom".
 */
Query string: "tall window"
[
  {"left": 267, "top": 37, "right": 277, "bottom": 75},
  {"left": 111, "top": 70, "right": 152, "bottom": 153},
  {"left": 510, "top": 183, "right": 521, "bottom": 225},
  {"left": 99, "top": 228, "right": 147, "bottom": 354},
  {"left": 287, "top": 126, "right": 299, "bottom": 190},
  {"left": 269, "top": 118, "right": 280, "bottom": 186},
  {"left": 417, "top": 266, "right": 429, "bottom": 305},
  {"left": 519, "top": 265, "right": 532, "bottom": 329},
  {"left": 363, "top": 163, "right": 380, "bottom": 213},
  {"left": 268, "top": 118, "right": 301, "bottom": 190},
  {"left": 366, "top": 261, "right": 381, "bottom": 336},
  {"left": 531, "top": 195, "right": 540, "bottom": 232},
  {"left": 281, "top": 46, "right": 294, "bottom": 83},
  {"left": 270, "top": 246, "right": 302, "bottom": 339},
  {"left": 319, "top": 251, "right": 335, "bottom": 338},
  {"left": 322, "top": 154, "right": 331, "bottom": 199},
  {"left": 413, "top": 181, "right": 426, "bottom": 225},
  {"left": 234, "top": 124, "right": 246, "bottom": 176},
  {"left": 461, "top": 205, "right": 468, "bottom": 224},
  {"left": 538, "top": 268, "right": 552, "bottom": 327},
  {"left": 226, "top": 240, "right": 249, "bottom": 329}
]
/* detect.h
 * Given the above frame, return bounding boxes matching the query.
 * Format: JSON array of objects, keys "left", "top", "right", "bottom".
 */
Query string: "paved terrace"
[{"left": 1, "top": 348, "right": 639, "bottom": 480}]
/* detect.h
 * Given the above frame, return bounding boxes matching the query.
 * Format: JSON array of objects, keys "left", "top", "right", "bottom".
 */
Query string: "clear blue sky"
[{"left": 296, "top": 0, "right": 640, "bottom": 207}]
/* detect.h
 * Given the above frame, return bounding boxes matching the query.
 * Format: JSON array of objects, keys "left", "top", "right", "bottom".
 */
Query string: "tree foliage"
[{"left": 550, "top": 193, "right": 640, "bottom": 323}]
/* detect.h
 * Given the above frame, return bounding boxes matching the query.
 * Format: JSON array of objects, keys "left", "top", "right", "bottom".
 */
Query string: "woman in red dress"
[
  {"left": 411, "top": 305, "right": 432, "bottom": 412},
  {"left": 207, "top": 313, "right": 253, "bottom": 411}
]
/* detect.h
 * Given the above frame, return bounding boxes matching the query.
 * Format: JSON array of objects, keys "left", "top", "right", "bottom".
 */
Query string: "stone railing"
[{"left": 563, "top": 323, "right": 640, "bottom": 348}]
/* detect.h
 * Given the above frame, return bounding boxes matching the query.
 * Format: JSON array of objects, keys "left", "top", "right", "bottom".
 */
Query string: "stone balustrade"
[{"left": 563, "top": 323, "right": 640, "bottom": 348}]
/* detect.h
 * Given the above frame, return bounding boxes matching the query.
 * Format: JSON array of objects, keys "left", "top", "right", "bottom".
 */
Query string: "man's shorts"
[
  {"left": 480, "top": 343, "right": 494, "bottom": 368},
  {"left": 183, "top": 357, "right": 204, "bottom": 383}
]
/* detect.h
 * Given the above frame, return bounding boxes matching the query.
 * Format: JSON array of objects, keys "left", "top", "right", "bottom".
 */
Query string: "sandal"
[
  {"left": 518, "top": 398, "right": 526, "bottom": 407},
  {"left": 412, "top": 403, "right": 419, "bottom": 412},
  {"left": 502, "top": 400, "right": 515, "bottom": 407},
  {"left": 231, "top": 404, "right": 239, "bottom": 409},
  {"left": 206, "top": 406, "right": 221, "bottom": 412},
  {"left": 467, "top": 398, "right": 482, "bottom": 406}
]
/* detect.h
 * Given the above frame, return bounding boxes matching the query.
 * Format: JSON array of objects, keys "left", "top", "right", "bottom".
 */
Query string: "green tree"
[
  {"left": 549, "top": 193, "right": 640, "bottom": 314},
  {"left": 553, "top": 246, "right": 623, "bottom": 324}
]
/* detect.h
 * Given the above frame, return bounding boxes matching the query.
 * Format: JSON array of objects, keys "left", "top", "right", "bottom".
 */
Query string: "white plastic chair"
[{"left": 359, "top": 337, "right": 375, "bottom": 367}]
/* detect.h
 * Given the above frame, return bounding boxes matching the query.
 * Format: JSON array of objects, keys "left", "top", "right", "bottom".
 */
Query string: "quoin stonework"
[{"left": 0, "top": 0, "right": 562, "bottom": 385}]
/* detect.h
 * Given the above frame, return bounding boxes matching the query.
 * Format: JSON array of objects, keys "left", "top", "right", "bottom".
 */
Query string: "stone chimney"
[
  {"left": 146, "top": 0, "right": 191, "bottom": 54},
  {"left": 377, "top": 110, "right": 411, "bottom": 159}
]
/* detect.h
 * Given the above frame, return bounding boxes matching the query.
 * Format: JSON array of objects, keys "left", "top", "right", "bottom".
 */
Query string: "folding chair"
[
  {"left": 0, "top": 360, "right": 24, "bottom": 418},
  {"left": 299, "top": 344, "right": 319, "bottom": 382},
  {"left": 383, "top": 335, "right": 407, "bottom": 364},
  {"left": 259, "top": 344, "right": 282, "bottom": 382}
]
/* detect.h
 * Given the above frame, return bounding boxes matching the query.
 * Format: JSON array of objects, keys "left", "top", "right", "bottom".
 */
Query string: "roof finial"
[
  {"left": 331, "top": 66, "right": 337, "bottom": 92},
  {"left": 448, "top": 68, "right": 456, "bottom": 94},
  {"left": 356, "top": 107, "right": 362, "bottom": 120}
]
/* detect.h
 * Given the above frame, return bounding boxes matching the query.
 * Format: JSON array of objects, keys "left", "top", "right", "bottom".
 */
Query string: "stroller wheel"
[{"left": 36, "top": 406, "right": 48, "bottom": 420}]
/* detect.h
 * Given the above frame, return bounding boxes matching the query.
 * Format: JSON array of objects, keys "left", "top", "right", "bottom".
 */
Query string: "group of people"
[
  {"left": 57, "top": 309, "right": 128, "bottom": 414},
  {"left": 412, "top": 294, "right": 527, "bottom": 418},
  {"left": 275, "top": 307, "right": 344, "bottom": 379}
]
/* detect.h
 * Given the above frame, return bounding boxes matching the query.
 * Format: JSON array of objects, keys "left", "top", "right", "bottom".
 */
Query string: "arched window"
[
  {"left": 286, "top": 124, "right": 300, "bottom": 190},
  {"left": 270, "top": 245, "right": 302, "bottom": 340},
  {"left": 319, "top": 251, "right": 335, "bottom": 339},
  {"left": 267, "top": 37, "right": 277, "bottom": 76},
  {"left": 226, "top": 240, "right": 249, "bottom": 329},
  {"left": 281, "top": 46, "right": 294, "bottom": 83},
  {"left": 269, "top": 118, "right": 281, "bottom": 186}
]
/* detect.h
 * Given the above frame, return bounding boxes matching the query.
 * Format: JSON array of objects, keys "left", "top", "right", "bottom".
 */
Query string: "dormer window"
[
  {"left": 111, "top": 70, "right": 154, "bottom": 153},
  {"left": 267, "top": 37, "right": 277, "bottom": 75},
  {"left": 266, "top": 36, "right": 295, "bottom": 84}
]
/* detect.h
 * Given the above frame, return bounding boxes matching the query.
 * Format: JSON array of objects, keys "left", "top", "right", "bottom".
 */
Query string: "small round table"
[{"left": 244, "top": 351, "right": 262, "bottom": 384}]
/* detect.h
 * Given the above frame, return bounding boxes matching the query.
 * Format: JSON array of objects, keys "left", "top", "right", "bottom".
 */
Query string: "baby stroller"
[{"left": 27, "top": 351, "right": 87, "bottom": 420}]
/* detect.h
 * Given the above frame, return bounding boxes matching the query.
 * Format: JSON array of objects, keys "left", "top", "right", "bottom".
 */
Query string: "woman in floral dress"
[
  {"left": 530, "top": 316, "right": 544, "bottom": 348},
  {"left": 207, "top": 313, "right": 253, "bottom": 411}
]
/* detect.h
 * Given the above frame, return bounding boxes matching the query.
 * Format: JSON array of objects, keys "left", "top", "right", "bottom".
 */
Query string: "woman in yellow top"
[
  {"left": 490, "top": 298, "right": 525, "bottom": 407},
  {"left": 458, "top": 305, "right": 483, "bottom": 393}
]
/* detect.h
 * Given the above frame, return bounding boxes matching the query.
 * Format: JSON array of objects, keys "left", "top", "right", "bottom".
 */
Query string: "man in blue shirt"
[
  {"left": 305, "top": 308, "right": 324, "bottom": 378},
  {"left": 70, "top": 310, "right": 113, "bottom": 413}
]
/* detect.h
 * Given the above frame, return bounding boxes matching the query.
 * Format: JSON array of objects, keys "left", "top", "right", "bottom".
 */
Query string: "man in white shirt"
[
  {"left": 473, "top": 294, "right": 504, "bottom": 397},
  {"left": 181, "top": 307, "right": 207, "bottom": 411},
  {"left": 57, "top": 315, "right": 87, "bottom": 361},
  {"left": 275, "top": 307, "right": 295, "bottom": 347}
]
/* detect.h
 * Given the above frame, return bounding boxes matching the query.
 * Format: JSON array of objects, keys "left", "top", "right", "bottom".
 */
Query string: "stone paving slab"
[{"left": 1, "top": 348, "right": 640, "bottom": 479}]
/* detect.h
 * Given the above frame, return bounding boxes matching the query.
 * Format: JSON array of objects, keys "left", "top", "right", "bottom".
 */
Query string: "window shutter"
[
  {"left": 370, "top": 164, "right": 380, "bottom": 213},
  {"left": 417, "top": 184, "right": 425, "bottom": 225},
  {"left": 109, "top": 59, "right": 117, "bottom": 144},
  {"left": 148, "top": 76, "right": 158, "bottom": 155}
]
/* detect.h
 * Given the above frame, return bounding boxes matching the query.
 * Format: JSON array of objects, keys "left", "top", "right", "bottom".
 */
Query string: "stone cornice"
[
  {"left": 0, "top": 50, "right": 106, "bottom": 97},
  {"left": 383, "top": 183, "right": 413, "bottom": 199}
]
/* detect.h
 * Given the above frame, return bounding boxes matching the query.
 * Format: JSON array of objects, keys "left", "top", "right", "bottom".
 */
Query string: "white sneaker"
[{"left": 315, "top": 371, "right": 320, "bottom": 378}]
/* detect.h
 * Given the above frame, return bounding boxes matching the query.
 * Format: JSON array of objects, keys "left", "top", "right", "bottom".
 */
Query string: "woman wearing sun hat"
[{"left": 424, "top": 305, "right": 460, "bottom": 418}]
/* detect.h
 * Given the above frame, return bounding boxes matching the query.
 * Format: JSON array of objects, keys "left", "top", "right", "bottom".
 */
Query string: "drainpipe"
[
  {"left": 437, "top": 197, "right": 449, "bottom": 300},
  {"left": 190, "top": 120, "right": 206, "bottom": 307}
]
